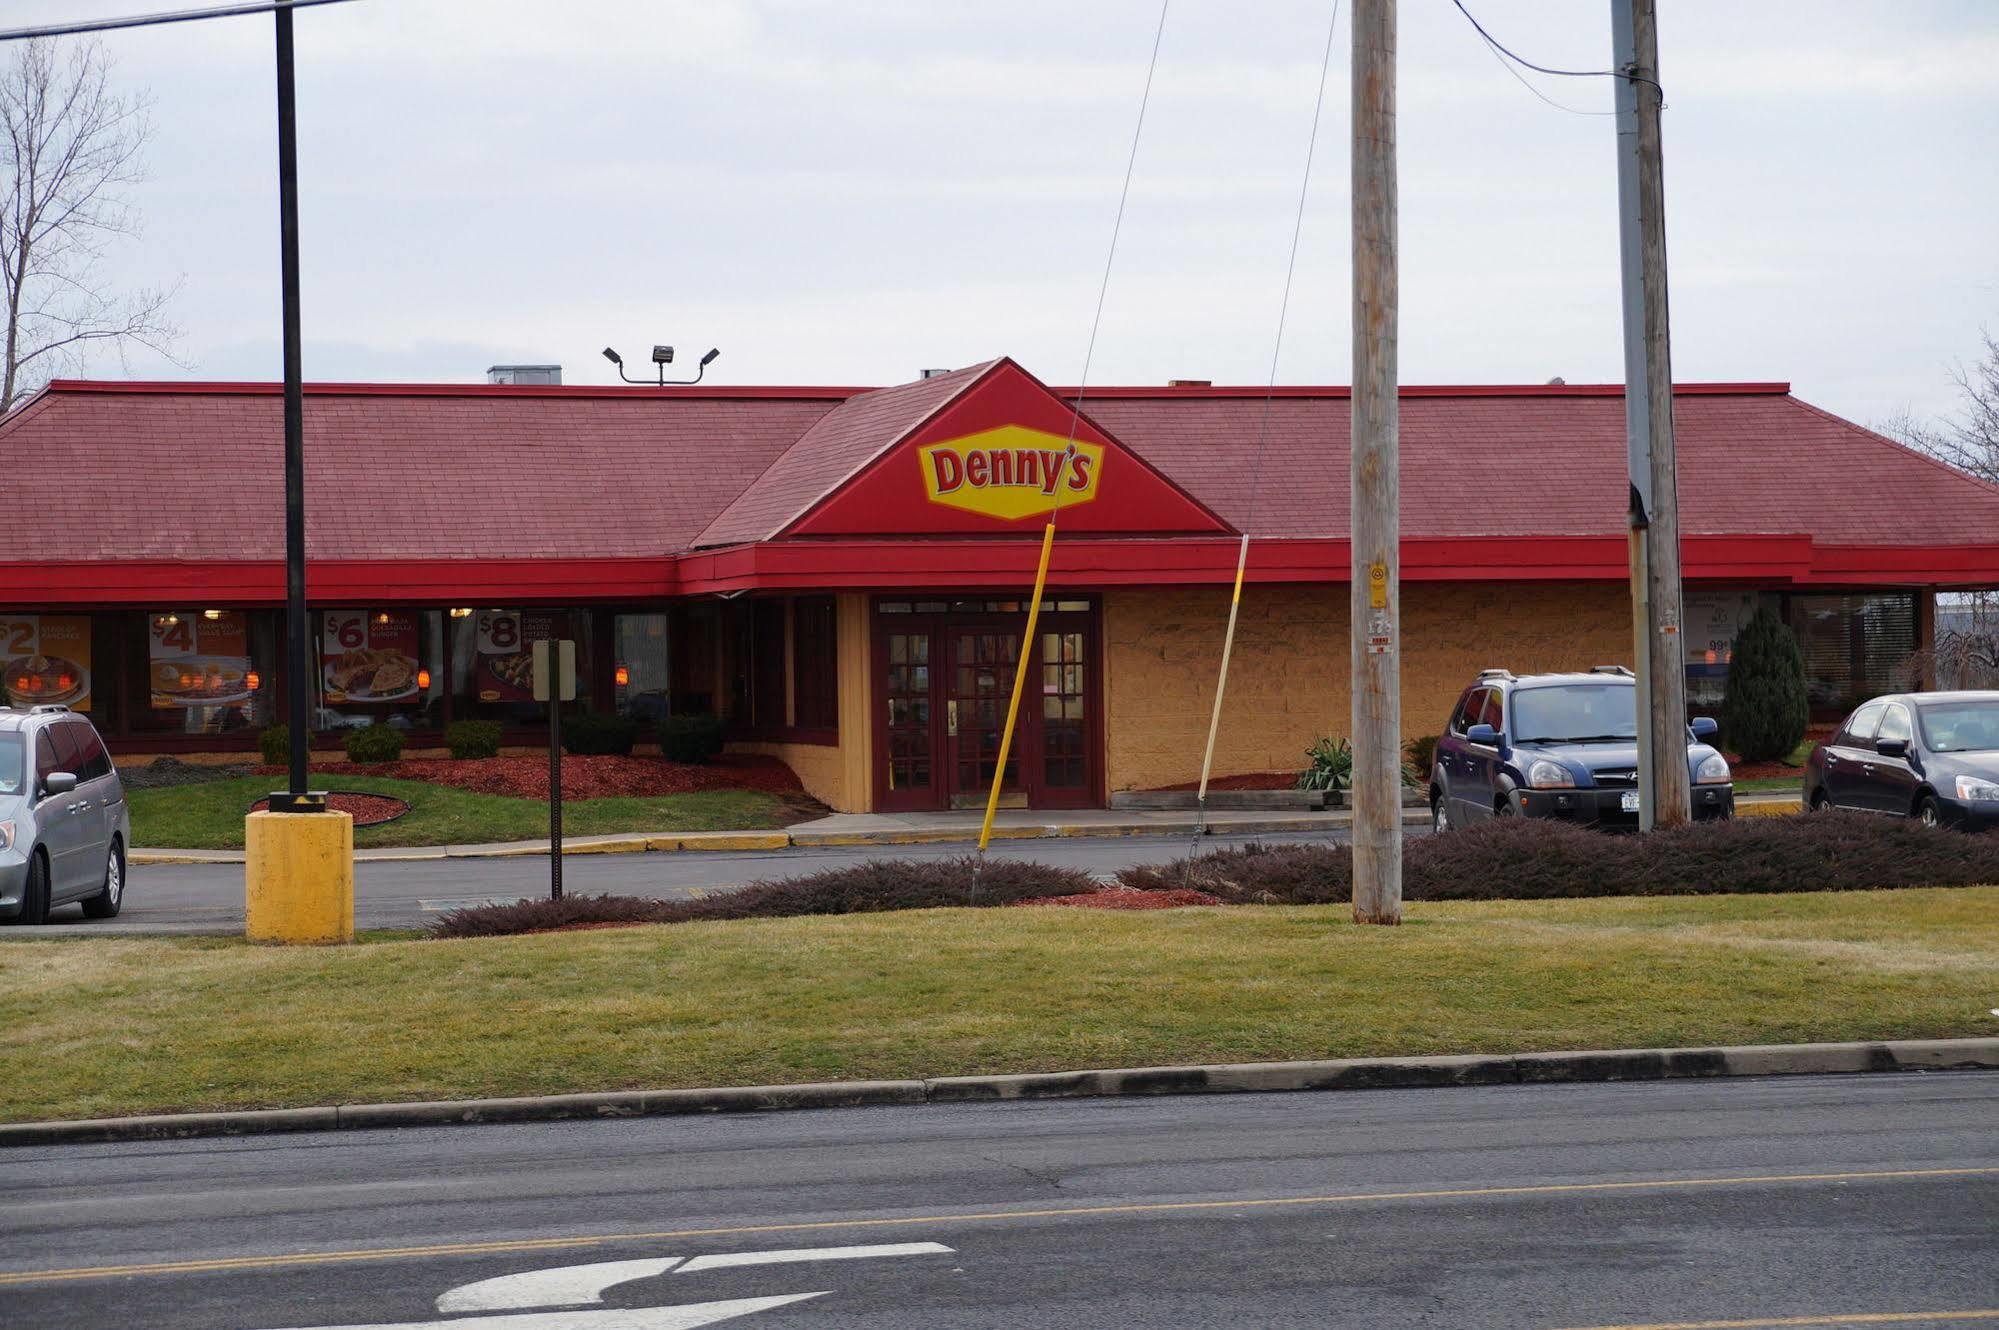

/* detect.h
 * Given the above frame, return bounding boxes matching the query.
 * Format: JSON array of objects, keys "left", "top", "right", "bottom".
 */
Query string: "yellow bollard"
[{"left": 245, "top": 811, "right": 355, "bottom": 944}]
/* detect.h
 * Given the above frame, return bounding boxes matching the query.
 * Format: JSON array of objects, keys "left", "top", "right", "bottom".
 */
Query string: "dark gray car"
[{"left": 0, "top": 706, "right": 130, "bottom": 924}]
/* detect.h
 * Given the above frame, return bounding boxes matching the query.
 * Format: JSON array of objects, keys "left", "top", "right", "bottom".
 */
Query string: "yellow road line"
[
  {"left": 1549, "top": 1311, "right": 1999, "bottom": 1329},
  {"left": 2, "top": 1166, "right": 1992, "bottom": 1288}
]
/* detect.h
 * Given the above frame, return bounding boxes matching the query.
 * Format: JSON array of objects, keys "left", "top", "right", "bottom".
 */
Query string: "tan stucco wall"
[
  {"left": 725, "top": 592, "right": 875, "bottom": 814},
  {"left": 1103, "top": 582, "right": 1632, "bottom": 791}
]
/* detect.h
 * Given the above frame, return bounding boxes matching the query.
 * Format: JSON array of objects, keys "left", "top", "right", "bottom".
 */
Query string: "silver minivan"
[{"left": 0, "top": 706, "right": 130, "bottom": 924}]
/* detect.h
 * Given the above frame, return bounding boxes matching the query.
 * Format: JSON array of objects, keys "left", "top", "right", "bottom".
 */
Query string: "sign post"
[{"left": 533, "top": 640, "right": 577, "bottom": 901}]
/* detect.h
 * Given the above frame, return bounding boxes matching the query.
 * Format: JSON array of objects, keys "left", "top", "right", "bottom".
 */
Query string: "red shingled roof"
[{"left": 6, "top": 371, "right": 1998, "bottom": 585}]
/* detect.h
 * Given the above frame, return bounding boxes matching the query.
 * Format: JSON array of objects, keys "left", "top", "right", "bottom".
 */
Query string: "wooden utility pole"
[
  {"left": 1612, "top": 0, "right": 1691, "bottom": 830},
  {"left": 1350, "top": 0, "right": 1401, "bottom": 923}
]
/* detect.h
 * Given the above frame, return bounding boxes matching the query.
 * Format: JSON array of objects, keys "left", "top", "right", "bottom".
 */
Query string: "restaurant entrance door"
[{"left": 872, "top": 597, "right": 1099, "bottom": 812}]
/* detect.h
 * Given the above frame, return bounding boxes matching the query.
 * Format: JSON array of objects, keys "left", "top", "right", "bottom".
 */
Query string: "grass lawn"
[
  {"left": 1735, "top": 777, "right": 1806, "bottom": 793},
  {"left": 128, "top": 775, "right": 794, "bottom": 850},
  {"left": 1, "top": 887, "right": 1994, "bottom": 1123}
]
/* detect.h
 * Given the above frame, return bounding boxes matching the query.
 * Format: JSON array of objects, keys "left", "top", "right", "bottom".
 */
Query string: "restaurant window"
[
  {"left": 0, "top": 613, "right": 95, "bottom": 715},
  {"left": 315, "top": 610, "right": 443, "bottom": 733},
  {"left": 613, "top": 613, "right": 671, "bottom": 724},
  {"left": 1790, "top": 593, "right": 1917, "bottom": 711},
  {"left": 449, "top": 609, "right": 592, "bottom": 725},
  {"left": 750, "top": 599, "right": 788, "bottom": 730},
  {"left": 793, "top": 597, "right": 838, "bottom": 731},
  {"left": 131, "top": 610, "right": 278, "bottom": 736}
]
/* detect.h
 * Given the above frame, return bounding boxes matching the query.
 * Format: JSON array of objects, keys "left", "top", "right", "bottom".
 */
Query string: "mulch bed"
[
  {"left": 249, "top": 753, "right": 803, "bottom": 800},
  {"left": 1145, "top": 772, "right": 1298, "bottom": 792},
  {"left": 1010, "top": 886, "right": 1224, "bottom": 910},
  {"left": 250, "top": 791, "right": 408, "bottom": 827}
]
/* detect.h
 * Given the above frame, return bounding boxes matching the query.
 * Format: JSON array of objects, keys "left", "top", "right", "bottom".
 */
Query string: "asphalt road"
[
  {"left": 12, "top": 828, "right": 1402, "bottom": 934},
  {"left": 2, "top": 1073, "right": 1994, "bottom": 1328}
]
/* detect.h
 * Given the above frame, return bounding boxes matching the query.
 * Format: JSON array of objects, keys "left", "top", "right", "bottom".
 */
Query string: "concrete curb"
[
  {"left": 5, "top": 1037, "right": 1991, "bottom": 1148},
  {"left": 131, "top": 810, "right": 1428, "bottom": 866}
]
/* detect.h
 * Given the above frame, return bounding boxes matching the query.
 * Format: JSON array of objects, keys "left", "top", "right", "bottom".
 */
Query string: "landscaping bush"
[
  {"left": 258, "top": 725, "right": 290, "bottom": 766},
  {"left": 1297, "top": 737, "right": 1352, "bottom": 793},
  {"left": 1721, "top": 606, "right": 1810, "bottom": 762},
  {"left": 1116, "top": 813, "right": 1999, "bottom": 903},
  {"left": 344, "top": 722, "right": 404, "bottom": 764},
  {"left": 659, "top": 712, "right": 726, "bottom": 765},
  {"left": 1406, "top": 735, "right": 1439, "bottom": 779},
  {"left": 445, "top": 719, "right": 503, "bottom": 760},
  {"left": 119, "top": 756, "right": 256, "bottom": 790},
  {"left": 428, "top": 856, "right": 1099, "bottom": 939},
  {"left": 561, "top": 712, "right": 639, "bottom": 757}
]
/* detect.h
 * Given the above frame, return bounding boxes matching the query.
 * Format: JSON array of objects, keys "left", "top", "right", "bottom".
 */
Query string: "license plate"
[{"left": 1621, "top": 791, "right": 1640, "bottom": 814}]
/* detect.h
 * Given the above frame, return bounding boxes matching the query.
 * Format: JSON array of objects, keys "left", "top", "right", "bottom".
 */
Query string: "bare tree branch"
[
  {"left": 0, "top": 37, "right": 181, "bottom": 414},
  {"left": 1883, "top": 328, "right": 1999, "bottom": 487}
]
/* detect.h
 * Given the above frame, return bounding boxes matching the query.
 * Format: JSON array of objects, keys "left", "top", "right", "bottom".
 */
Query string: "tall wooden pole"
[
  {"left": 1350, "top": 0, "right": 1401, "bottom": 924},
  {"left": 1612, "top": 0, "right": 1690, "bottom": 829}
]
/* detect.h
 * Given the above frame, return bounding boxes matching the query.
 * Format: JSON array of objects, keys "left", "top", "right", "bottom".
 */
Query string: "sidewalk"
[{"left": 130, "top": 794, "right": 1802, "bottom": 865}]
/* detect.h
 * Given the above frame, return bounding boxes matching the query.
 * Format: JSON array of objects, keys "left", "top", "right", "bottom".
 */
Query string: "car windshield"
[
  {"left": 1917, "top": 700, "right": 1999, "bottom": 753},
  {"left": 0, "top": 734, "right": 21, "bottom": 796},
  {"left": 1511, "top": 684, "right": 1638, "bottom": 743}
]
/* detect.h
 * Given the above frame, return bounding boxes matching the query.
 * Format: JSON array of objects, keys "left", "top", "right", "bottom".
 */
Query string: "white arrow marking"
[
  {"left": 263, "top": 1291, "right": 826, "bottom": 1330},
  {"left": 675, "top": 1242, "right": 954, "bottom": 1274},
  {"left": 438, "top": 1259, "right": 684, "bottom": 1313}
]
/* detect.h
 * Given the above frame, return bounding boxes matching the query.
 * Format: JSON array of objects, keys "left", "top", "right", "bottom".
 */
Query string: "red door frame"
[{"left": 869, "top": 596, "right": 1104, "bottom": 812}]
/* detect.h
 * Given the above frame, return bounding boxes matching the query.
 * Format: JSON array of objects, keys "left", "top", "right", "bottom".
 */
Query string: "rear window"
[
  {"left": 1842, "top": 702, "right": 1887, "bottom": 744},
  {"left": 1918, "top": 699, "right": 1999, "bottom": 753},
  {"left": 0, "top": 735, "right": 21, "bottom": 796}
]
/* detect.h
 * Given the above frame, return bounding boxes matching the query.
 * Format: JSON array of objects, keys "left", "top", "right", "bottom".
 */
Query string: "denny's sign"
[{"left": 919, "top": 426, "right": 1105, "bottom": 522}]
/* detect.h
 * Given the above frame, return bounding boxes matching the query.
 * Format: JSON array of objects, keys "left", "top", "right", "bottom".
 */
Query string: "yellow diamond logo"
[{"left": 918, "top": 426, "right": 1104, "bottom": 522}]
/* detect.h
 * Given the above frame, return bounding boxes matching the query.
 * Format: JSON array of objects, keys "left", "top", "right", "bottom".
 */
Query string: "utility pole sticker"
[{"left": 1365, "top": 560, "right": 1393, "bottom": 654}]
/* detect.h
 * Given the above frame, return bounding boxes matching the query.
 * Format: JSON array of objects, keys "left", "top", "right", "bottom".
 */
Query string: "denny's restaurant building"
[{"left": 6, "top": 357, "right": 1999, "bottom": 813}]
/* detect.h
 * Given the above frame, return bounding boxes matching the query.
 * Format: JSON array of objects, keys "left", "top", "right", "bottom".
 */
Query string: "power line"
[
  {"left": 1449, "top": 0, "right": 1664, "bottom": 107},
  {"left": 0, "top": 0, "right": 358, "bottom": 43}
]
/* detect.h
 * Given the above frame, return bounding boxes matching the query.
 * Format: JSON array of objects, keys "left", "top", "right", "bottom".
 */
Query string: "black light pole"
[{"left": 270, "top": 4, "right": 321, "bottom": 813}]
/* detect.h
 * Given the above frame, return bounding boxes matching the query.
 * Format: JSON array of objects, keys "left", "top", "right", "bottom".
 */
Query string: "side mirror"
[
  {"left": 1875, "top": 738, "right": 1909, "bottom": 758},
  {"left": 1689, "top": 716, "right": 1718, "bottom": 740},
  {"left": 1466, "top": 723, "right": 1501, "bottom": 747},
  {"left": 43, "top": 771, "right": 77, "bottom": 798}
]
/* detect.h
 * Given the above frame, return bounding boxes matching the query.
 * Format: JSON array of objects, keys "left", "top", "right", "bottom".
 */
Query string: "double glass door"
[{"left": 876, "top": 599, "right": 1096, "bottom": 812}]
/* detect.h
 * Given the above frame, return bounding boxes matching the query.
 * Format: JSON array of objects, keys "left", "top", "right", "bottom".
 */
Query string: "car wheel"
[
  {"left": 1809, "top": 787, "right": 1833, "bottom": 813},
  {"left": 1916, "top": 795, "right": 1942, "bottom": 829},
  {"left": 80, "top": 841, "right": 124, "bottom": 919},
  {"left": 4, "top": 853, "right": 51, "bottom": 926},
  {"left": 1494, "top": 795, "right": 1518, "bottom": 818},
  {"left": 1431, "top": 797, "right": 1450, "bottom": 833}
]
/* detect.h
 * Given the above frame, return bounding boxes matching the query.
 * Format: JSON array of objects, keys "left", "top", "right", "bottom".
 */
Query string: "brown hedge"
[
  {"left": 1116, "top": 813, "right": 1999, "bottom": 904},
  {"left": 428, "top": 856, "right": 1098, "bottom": 939}
]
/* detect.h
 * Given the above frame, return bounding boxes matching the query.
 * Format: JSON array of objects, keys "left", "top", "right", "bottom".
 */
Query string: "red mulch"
[
  {"left": 1146, "top": 772, "right": 1298, "bottom": 792},
  {"left": 250, "top": 753, "right": 803, "bottom": 801},
  {"left": 250, "top": 791, "right": 408, "bottom": 826},
  {"left": 1010, "top": 886, "right": 1225, "bottom": 910}
]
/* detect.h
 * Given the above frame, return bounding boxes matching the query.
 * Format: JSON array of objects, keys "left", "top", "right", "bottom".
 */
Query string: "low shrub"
[
  {"left": 1722, "top": 606, "right": 1811, "bottom": 762},
  {"left": 1117, "top": 813, "right": 1999, "bottom": 903},
  {"left": 343, "top": 723, "right": 405, "bottom": 765},
  {"left": 444, "top": 719, "right": 503, "bottom": 760},
  {"left": 1406, "top": 735, "right": 1440, "bottom": 779},
  {"left": 119, "top": 756, "right": 256, "bottom": 790},
  {"left": 428, "top": 857, "right": 1098, "bottom": 939},
  {"left": 561, "top": 712, "right": 639, "bottom": 757},
  {"left": 1297, "top": 737, "right": 1352, "bottom": 793},
  {"left": 258, "top": 725, "right": 289, "bottom": 766},
  {"left": 659, "top": 713, "right": 726, "bottom": 765}
]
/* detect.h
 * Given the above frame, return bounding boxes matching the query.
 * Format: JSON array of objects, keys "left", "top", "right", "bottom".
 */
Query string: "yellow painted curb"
[
  {"left": 648, "top": 832, "right": 793, "bottom": 852},
  {"left": 563, "top": 838, "right": 651, "bottom": 856},
  {"left": 1736, "top": 800, "right": 1802, "bottom": 818},
  {"left": 130, "top": 852, "right": 225, "bottom": 866}
]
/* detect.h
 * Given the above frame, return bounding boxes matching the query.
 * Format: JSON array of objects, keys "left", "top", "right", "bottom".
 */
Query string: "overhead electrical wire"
[
  {"left": 0, "top": 0, "right": 358, "bottom": 43},
  {"left": 1447, "top": 0, "right": 1664, "bottom": 111},
  {"left": 1190, "top": 0, "right": 1342, "bottom": 848}
]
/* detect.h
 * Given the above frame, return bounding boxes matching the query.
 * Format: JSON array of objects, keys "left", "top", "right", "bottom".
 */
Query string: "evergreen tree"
[{"left": 1720, "top": 606, "right": 1810, "bottom": 762}]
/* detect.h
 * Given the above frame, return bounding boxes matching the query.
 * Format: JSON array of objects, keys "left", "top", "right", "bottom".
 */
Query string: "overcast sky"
[{"left": 15, "top": 0, "right": 1998, "bottom": 430}]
